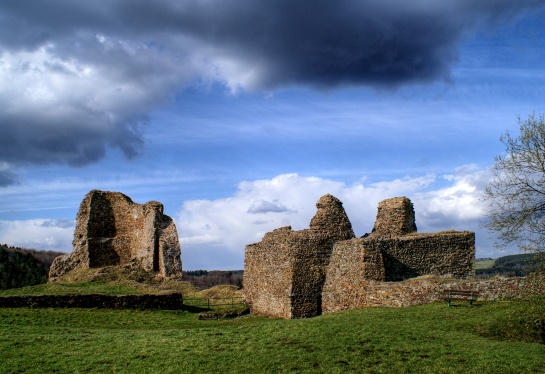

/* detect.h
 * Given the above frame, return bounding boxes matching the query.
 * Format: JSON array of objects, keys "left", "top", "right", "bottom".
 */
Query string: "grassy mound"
[{"left": 0, "top": 266, "right": 203, "bottom": 297}]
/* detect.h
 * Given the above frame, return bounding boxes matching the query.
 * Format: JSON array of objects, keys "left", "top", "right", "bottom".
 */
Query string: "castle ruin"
[
  {"left": 49, "top": 190, "right": 183, "bottom": 281},
  {"left": 243, "top": 194, "right": 355, "bottom": 318},
  {"left": 244, "top": 195, "right": 475, "bottom": 319}
]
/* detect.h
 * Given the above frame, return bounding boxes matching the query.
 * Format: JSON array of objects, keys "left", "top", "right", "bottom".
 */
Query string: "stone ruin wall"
[
  {"left": 49, "top": 190, "right": 182, "bottom": 281},
  {"left": 244, "top": 195, "right": 477, "bottom": 319},
  {"left": 322, "top": 232, "right": 475, "bottom": 312},
  {"left": 371, "top": 196, "right": 417, "bottom": 237},
  {"left": 244, "top": 227, "right": 296, "bottom": 318},
  {"left": 244, "top": 194, "right": 354, "bottom": 319},
  {"left": 365, "top": 197, "right": 475, "bottom": 281},
  {"left": 323, "top": 197, "right": 475, "bottom": 313},
  {"left": 375, "top": 232, "right": 475, "bottom": 281},
  {"left": 320, "top": 238, "right": 387, "bottom": 313},
  {"left": 322, "top": 272, "right": 545, "bottom": 313}
]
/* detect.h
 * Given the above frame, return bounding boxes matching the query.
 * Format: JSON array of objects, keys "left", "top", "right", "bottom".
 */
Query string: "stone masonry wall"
[
  {"left": 244, "top": 194, "right": 354, "bottom": 319},
  {"left": 321, "top": 238, "right": 386, "bottom": 312},
  {"left": 244, "top": 195, "right": 476, "bottom": 319},
  {"left": 322, "top": 272, "right": 545, "bottom": 313},
  {"left": 371, "top": 197, "right": 417, "bottom": 237},
  {"left": 49, "top": 190, "right": 182, "bottom": 281},
  {"left": 243, "top": 226, "right": 296, "bottom": 318},
  {"left": 377, "top": 231, "right": 475, "bottom": 281}
]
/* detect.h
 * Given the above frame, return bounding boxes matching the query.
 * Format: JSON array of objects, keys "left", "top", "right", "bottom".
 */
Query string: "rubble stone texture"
[
  {"left": 371, "top": 196, "right": 417, "bottom": 237},
  {"left": 244, "top": 194, "right": 355, "bottom": 319},
  {"left": 49, "top": 190, "right": 182, "bottom": 281},
  {"left": 321, "top": 273, "right": 545, "bottom": 312},
  {"left": 323, "top": 231, "right": 475, "bottom": 312},
  {"left": 244, "top": 195, "right": 476, "bottom": 319},
  {"left": 375, "top": 231, "right": 475, "bottom": 281}
]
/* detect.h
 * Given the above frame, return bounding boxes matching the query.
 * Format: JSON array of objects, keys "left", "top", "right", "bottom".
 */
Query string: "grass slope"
[
  {"left": 1, "top": 301, "right": 544, "bottom": 373},
  {"left": 0, "top": 266, "right": 241, "bottom": 298},
  {"left": 475, "top": 260, "right": 495, "bottom": 270}
]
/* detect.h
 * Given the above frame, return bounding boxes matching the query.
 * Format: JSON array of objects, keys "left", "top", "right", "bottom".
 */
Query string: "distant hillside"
[
  {"left": 0, "top": 244, "right": 65, "bottom": 290},
  {"left": 183, "top": 270, "right": 243, "bottom": 289},
  {"left": 476, "top": 253, "right": 543, "bottom": 278}
]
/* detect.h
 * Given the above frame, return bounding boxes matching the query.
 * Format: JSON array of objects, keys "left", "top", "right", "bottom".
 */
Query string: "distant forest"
[
  {"left": 183, "top": 270, "right": 243, "bottom": 290},
  {"left": 0, "top": 244, "right": 64, "bottom": 290},
  {"left": 476, "top": 253, "right": 543, "bottom": 278}
]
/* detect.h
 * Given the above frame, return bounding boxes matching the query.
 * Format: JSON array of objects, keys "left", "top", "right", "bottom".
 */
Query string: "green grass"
[
  {"left": 475, "top": 260, "right": 495, "bottom": 270},
  {"left": 1, "top": 301, "right": 544, "bottom": 373},
  {"left": 0, "top": 281, "right": 154, "bottom": 296}
]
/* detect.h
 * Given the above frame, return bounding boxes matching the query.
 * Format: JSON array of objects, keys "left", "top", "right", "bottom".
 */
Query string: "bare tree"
[{"left": 483, "top": 114, "right": 545, "bottom": 255}]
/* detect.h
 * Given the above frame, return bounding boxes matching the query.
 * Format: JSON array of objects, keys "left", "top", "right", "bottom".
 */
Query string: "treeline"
[
  {"left": 0, "top": 244, "right": 64, "bottom": 290},
  {"left": 183, "top": 270, "right": 243, "bottom": 289},
  {"left": 476, "top": 253, "right": 543, "bottom": 278}
]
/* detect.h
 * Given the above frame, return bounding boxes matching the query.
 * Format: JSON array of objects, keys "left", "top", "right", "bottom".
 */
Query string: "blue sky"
[{"left": 1, "top": 1, "right": 544, "bottom": 269}]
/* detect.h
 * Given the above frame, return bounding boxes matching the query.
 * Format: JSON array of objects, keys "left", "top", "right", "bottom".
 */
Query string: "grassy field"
[
  {"left": 1, "top": 300, "right": 544, "bottom": 373},
  {"left": 475, "top": 260, "right": 495, "bottom": 270}
]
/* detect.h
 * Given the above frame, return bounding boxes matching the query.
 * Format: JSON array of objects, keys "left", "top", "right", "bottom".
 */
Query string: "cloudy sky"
[{"left": 1, "top": 1, "right": 544, "bottom": 270}]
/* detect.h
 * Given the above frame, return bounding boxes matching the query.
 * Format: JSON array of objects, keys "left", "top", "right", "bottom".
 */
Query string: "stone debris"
[
  {"left": 244, "top": 195, "right": 476, "bottom": 319},
  {"left": 49, "top": 190, "right": 182, "bottom": 281}
]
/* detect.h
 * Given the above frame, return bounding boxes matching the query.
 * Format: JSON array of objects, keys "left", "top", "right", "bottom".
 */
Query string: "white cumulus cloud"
[
  {"left": 178, "top": 168, "right": 495, "bottom": 269},
  {"left": 0, "top": 219, "right": 74, "bottom": 251}
]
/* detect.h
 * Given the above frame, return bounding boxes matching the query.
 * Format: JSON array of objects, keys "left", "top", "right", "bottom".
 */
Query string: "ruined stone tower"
[
  {"left": 371, "top": 196, "right": 417, "bottom": 237},
  {"left": 49, "top": 190, "right": 182, "bottom": 281},
  {"left": 244, "top": 194, "right": 355, "bottom": 319}
]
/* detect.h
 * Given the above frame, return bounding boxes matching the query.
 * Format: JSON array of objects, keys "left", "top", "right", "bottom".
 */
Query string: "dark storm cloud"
[
  {"left": 3, "top": 0, "right": 543, "bottom": 88},
  {"left": 0, "top": 0, "right": 542, "bottom": 184},
  {"left": 0, "top": 170, "right": 19, "bottom": 187}
]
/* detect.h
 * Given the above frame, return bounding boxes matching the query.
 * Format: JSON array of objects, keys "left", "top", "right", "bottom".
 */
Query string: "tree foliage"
[
  {"left": 483, "top": 114, "right": 545, "bottom": 255},
  {"left": 476, "top": 253, "right": 539, "bottom": 278},
  {"left": 183, "top": 270, "right": 243, "bottom": 289},
  {"left": 0, "top": 244, "right": 64, "bottom": 290}
]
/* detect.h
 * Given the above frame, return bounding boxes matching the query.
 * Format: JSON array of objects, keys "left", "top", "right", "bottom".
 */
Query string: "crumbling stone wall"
[
  {"left": 371, "top": 197, "right": 417, "bottom": 237},
  {"left": 322, "top": 233, "right": 475, "bottom": 311},
  {"left": 244, "top": 195, "right": 476, "bottom": 319},
  {"left": 322, "top": 197, "right": 475, "bottom": 313},
  {"left": 49, "top": 190, "right": 182, "bottom": 281},
  {"left": 373, "top": 231, "right": 475, "bottom": 281},
  {"left": 244, "top": 194, "right": 355, "bottom": 319},
  {"left": 322, "top": 273, "right": 545, "bottom": 312},
  {"left": 321, "top": 238, "right": 386, "bottom": 312}
]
